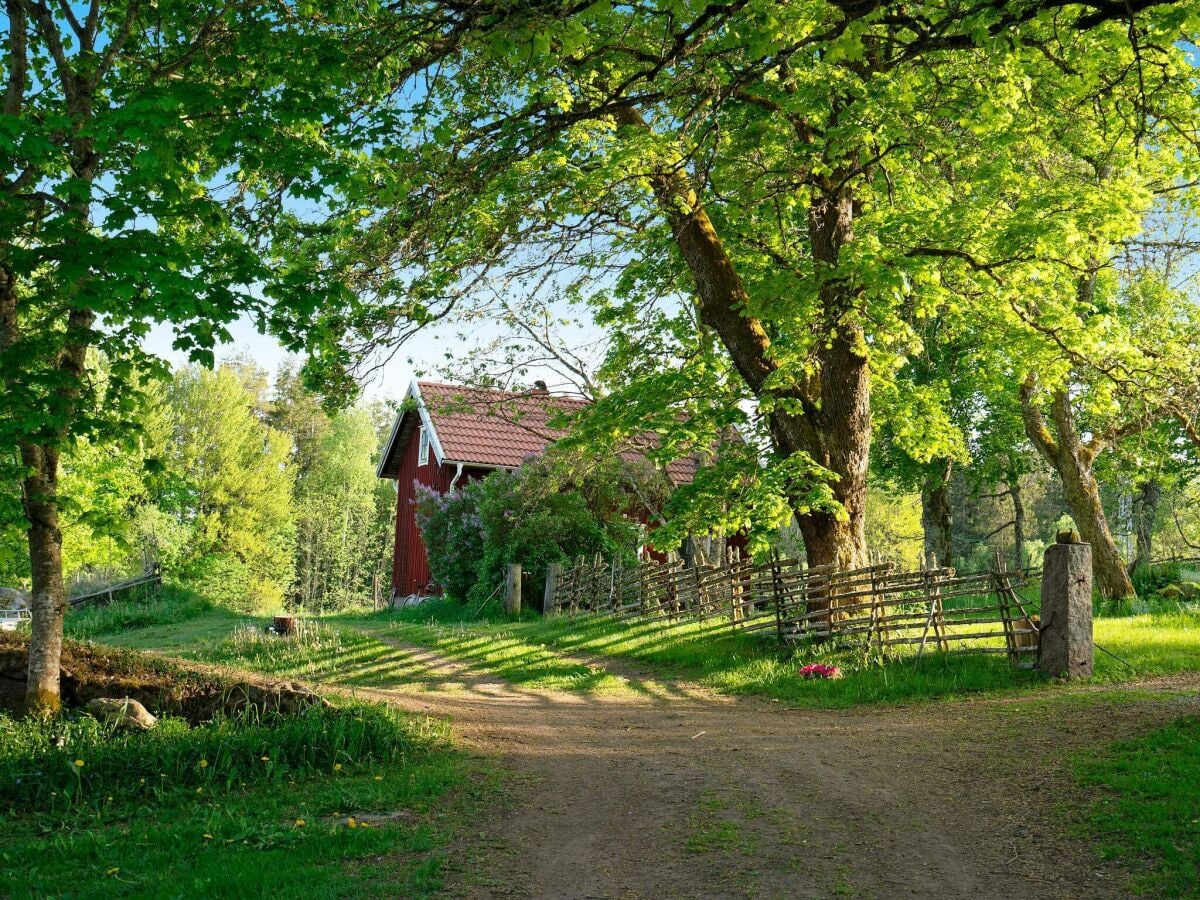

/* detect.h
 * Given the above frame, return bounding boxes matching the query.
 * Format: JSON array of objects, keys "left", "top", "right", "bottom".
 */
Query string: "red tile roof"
[
  {"left": 418, "top": 381, "right": 587, "bottom": 469},
  {"left": 377, "top": 380, "right": 704, "bottom": 485}
]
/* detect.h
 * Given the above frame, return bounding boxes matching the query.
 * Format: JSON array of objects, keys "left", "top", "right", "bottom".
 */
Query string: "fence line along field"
[{"left": 548, "top": 550, "right": 1043, "bottom": 665}]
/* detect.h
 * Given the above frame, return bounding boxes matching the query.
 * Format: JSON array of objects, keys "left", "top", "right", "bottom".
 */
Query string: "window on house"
[{"left": 418, "top": 426, "right": 430, "bottom": 466}]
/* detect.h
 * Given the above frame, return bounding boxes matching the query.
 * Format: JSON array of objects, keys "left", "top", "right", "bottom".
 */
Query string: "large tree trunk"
[
  {"left": 1010, "top": 476, "right": 1026, "bottom": 572},
  {"left": 617, "top": 113, "right": 869, "bottom": 572},
  {"left": 1057, "top": 456, "right": 1131, "bottom": 599},
  {"left": 794, "top": 186, "right": 870, "bottom": 571},
  {"left": 20, "top": 443, "right": 67, "bottom": 714},
  {"left": 1130, "top": 479, "right": 1160, "bottom": 577},
  {"left": 920, "top": 460, "right": 954, "bottom": 569},
  {"left": 4, "top": 1, "right": 99, "bottom": 712},
  {"left": 1019, "top": 381, "right": 1135, "bottom": 600},
  {"left": 789, "top": 324, "right": 870, "bottom": 572}
]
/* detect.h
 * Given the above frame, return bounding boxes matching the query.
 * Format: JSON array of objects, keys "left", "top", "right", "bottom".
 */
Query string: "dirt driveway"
[{"left": 342, "top": 638, "right": 1198, "bottom": 899}]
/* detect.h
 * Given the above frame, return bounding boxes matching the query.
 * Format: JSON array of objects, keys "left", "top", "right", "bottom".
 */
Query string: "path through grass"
[{"left": 335, "top": 599, "right": 1200, "bottom": 709}]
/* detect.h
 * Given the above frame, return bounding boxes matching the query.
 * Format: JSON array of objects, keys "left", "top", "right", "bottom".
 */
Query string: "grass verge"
[
  {"left": 81, "top": 590, "right": 1200, "bottom": 708},
  {"left": 1074, "top": 716, "right": 1200, "bottom": 897},
  {"left": 64, "top": 583, "right": 225, "bottom": 641},
  {"left": 336, "top": 599, "right": 1200, "bottom": 708},
  {"left": 0, "top": 702, "right": 477, "bottom": 898}
]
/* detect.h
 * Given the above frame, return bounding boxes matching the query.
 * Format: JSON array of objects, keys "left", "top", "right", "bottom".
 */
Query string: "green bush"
[
  {"left": 412, "top": 480, "right": 487, "bottom": 601},
  {"left": 183, "top": 552, "right": 285, "bottom": 614},
  {"left": 0, "top": 702, "right": 446, "bottom": 813},
  {"left": 471, "top": 463, "right": 639, "bottom": 605},
  {"left": 1131, "top": 561, "right": 1181, "bottom": 597},
  {"left": 413, "top": 453, "right": 646, "bottom": 605}
]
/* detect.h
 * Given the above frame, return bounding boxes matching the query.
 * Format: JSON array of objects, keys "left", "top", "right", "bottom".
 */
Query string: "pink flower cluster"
[{"left": 798, "top": 663, "right": 842, "bottom": 680}]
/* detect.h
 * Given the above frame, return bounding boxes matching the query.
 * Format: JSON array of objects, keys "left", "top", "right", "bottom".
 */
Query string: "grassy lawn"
[
  {"left": 0, "top": 701, "right": 485, "bottom": 899},
  {"left": 66, "top": 584, "right": 241, "bottom": 651},
  {"left": 75, "top": 588, "right": 632, "bottom": 694},
  {"left": 75, "top": 584, "right": 1200, "bottom": 709},
  {"left": 339, "top": 616, "right": 630, "bottom": 693},
  {"left": 10, "top": 596, "right": 511, "bottom": 898},
  {"left": 333, "top": 598, "right": 1200, "bottom": 709},
  {"left": 1075, "top": 716, "right": 1200, "bottom": 896}
]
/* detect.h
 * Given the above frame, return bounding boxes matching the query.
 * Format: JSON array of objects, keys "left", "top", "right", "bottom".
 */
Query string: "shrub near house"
[
  {"left": 414, "top": 453, "right": 647, "bottom": 605},
  {"left": 380, "top": 380, "right": 685, "bottom": 602}
]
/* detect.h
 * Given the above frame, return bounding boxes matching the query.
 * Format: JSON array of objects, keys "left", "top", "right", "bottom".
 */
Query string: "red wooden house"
[{"left": 376, "top": 380, "right": 701, "bottom": 599}]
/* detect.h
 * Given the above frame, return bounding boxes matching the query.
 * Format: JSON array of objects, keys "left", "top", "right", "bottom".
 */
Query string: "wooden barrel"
[{"left": 273, "top": 615, "right": 298, "bottom": 635}]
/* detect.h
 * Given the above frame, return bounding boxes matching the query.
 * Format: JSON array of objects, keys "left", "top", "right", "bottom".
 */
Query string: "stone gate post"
[{"left": 1038, "top": 535, "right": 1094, "bottom": 678}]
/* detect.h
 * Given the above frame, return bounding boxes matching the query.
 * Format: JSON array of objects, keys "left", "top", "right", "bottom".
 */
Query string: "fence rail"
[
  {"left": 68, "top": 567, "right": 161, "bottom": 608},
  {"left": 549, "top": 551, "right": 1041, "bottom": 664}
]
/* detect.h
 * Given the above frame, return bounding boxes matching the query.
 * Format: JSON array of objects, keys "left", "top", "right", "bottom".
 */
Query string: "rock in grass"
[
  {"left": 0, "top": 587, "right": 29, "bottom": 609},
  {"left": 86, "top": 697, "right": 158, "bottom": 730}
]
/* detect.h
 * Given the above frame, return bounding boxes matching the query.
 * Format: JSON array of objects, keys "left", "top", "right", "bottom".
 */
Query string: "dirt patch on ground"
[
  {"left": 343, "top": 632, "right": 1199, "bottom": 899},
  {"left": 0, "top": 633, "right": 326, "bottom": 723}
]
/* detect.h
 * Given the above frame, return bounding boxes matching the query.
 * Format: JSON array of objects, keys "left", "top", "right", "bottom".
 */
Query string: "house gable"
[{"left": 378, "top": 380, "right": 587, "bottom": 478}]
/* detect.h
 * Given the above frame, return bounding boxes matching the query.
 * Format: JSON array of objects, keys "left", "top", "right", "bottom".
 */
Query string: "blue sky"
[{"left": 142, "top": 316, "right": 435, "bottom": 402}]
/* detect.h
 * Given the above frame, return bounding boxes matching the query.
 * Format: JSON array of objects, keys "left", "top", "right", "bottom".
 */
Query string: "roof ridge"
[{"left": 416, "top": 380, "right": 590, "bottom": 404}]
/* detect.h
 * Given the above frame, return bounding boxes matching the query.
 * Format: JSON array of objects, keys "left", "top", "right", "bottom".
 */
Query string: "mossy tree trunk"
[{"left": 1020, "top": 379, "right": 1136, "bottom": 601}]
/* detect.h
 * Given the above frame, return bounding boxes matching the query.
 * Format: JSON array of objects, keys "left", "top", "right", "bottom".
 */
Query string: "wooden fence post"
[
  {"left": 543, "top": 563, "right": 561, "bottom": 616},
  {"left": 771, "top": 553, "right": 785, "bottom": 641},
  {"left": 505, "top": 563, "right": 522, "bottom": 616}
]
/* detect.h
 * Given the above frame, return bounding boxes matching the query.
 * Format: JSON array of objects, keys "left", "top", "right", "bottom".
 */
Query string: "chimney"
[{"left": 532, "top": 380, "right": 549, "bottom": 395}]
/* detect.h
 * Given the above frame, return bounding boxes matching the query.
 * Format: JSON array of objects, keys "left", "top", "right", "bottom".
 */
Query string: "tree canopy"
[
  {"left": 1, "top": 0, "right": 383, "bottom": 710},
  {"left": 290, "top": 0, "right": 1200, "bottom": 584}
]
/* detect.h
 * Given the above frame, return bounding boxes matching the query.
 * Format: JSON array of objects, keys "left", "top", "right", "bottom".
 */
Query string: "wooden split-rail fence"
[
  {"left": 548, "top": 551, "right": 1041, "bottom": 664},
  {"left": 68, "top": 566, "right": 162, "bottom": 608}
]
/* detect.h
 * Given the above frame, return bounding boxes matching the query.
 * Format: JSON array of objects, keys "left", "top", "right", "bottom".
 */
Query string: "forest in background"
[
  {"left": 5, "top": 349, "right": 1200, "bottom": 613},
  {"left": 0, "top": 359, "right": 396, "bottom": 613}
]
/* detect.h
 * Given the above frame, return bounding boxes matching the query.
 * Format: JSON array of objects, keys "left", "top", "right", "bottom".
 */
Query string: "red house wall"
[{"left": 390, "top": 426, "right": 496, "bottom": 597}]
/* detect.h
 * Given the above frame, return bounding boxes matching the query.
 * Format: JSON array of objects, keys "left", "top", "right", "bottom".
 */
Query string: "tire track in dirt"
[
  {"left": 164, "top": 638, "right": 1200, "bottom": 898},
  {"left": 338, "top": 632, "right": 1200, "bottom": 899}
]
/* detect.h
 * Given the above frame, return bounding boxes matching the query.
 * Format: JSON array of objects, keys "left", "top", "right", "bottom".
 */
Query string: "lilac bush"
[{"left": 412, "top": 480, "right": 486, "bottom": 601}]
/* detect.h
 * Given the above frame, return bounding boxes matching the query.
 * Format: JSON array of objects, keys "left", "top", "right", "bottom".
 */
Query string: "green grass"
[
  {"left": 64, "top": 583, "right": 227, "bottom": 642},
  {"left": 0, "top": 702, "right": 479, "bottom": 898},
  {"left": 81, "top": 588, "right": 1200, "bottom": 710},
  {"left": 346, "top": 616, "right": 630, "bottom": 693},
  {"left": 332, "top": 598, "right": 1200, "bottom": 709},
  {"left": 185, "top": 616, "right": 629, "bottom": 694},
  {"left": 1075, "top": 716, "right": 1200, "bottom": 897},
  {"left": 191, "top": 622, "right": 452, "bottom": 690}
]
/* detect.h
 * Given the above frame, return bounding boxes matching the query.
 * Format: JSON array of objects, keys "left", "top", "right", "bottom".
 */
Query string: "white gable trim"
[
  {"left": 375, "top": 379, "right": 446, "bottom": 478},
  {"left": 411, "top": 381, "right": 446, "bottom": 466}
]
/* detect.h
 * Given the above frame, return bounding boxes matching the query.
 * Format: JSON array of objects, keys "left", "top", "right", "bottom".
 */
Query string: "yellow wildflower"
[
  {"left": 196, "top": 787, "right": 203, "bottom": 794},
  {"left": 373, "top": 776, "right": 383, "bottom": 782},
  {"left": 261, "top": 756, "right": 270, "bottom": 762},
  {"left": 74, "top": 759, "right": 85, "bottom": 768},
  {"left": 295, "top": 818, "right": 306, "bottom": 828},
  {"left": 333, "top": 763, "right": 342, "bottom": 771},
  {"left": 346, "top": 817, "right": 357, "bottom": 829},
  {"left": 199, "top": 760, "right": 208, "bottom": 769},
  {"left": 106, "top": 868, "right": 120, "bottom": 877},
  {"left": 203, "top": 834, "right": 213, "bottom": 840}
]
